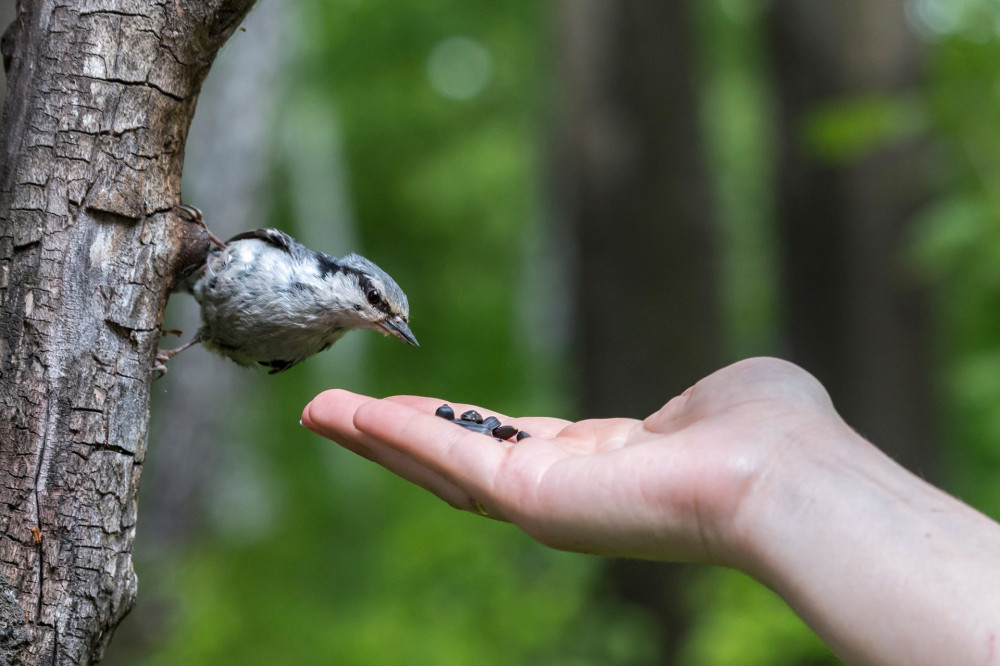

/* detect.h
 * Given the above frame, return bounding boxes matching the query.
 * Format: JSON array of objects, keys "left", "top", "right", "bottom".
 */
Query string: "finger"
[
  {"left": 302, "top": 389, "right": 379, "bottom": 459},
  {"left": 643, "top": 391, "right": 696, "bottom": 433},
  {"left": 352, "top": 398, "right": 509, "bottom": 500},
  {"left": 363, "top": 442, "right": 482, "bottom": 513},
  {"left": 303, "top": 390, "right": 476, "bottom": 512}
]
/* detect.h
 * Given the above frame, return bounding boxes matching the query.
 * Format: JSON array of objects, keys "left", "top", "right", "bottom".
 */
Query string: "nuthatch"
[{"left": 156, "top": 205, "right": 417, "bottom": 375}]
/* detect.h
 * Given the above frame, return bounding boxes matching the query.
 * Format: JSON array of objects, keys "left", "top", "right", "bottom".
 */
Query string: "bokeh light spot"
[{"left": 427, "top": 36, "right": 493, "bottom": 101}]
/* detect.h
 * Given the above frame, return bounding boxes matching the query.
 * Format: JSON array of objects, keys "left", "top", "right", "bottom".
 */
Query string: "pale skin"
[{"left": 301, "top": 357, "right": 1000, "bottom": 666}]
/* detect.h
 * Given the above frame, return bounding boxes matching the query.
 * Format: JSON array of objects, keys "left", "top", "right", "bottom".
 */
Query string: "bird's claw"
[
  {"left": 151, "top": 334, "right": 202, "bottom": 380},
  {"left": 151, "top": 349, "right": 171, "bottom": 380},
  {"left": 176, "top": 204, "right": 226, "bottom": 249}
]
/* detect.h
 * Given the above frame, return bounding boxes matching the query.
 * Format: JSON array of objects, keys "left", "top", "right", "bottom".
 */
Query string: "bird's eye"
[{"left": 366, "top": 288, "right": 381, "bottom": 305}]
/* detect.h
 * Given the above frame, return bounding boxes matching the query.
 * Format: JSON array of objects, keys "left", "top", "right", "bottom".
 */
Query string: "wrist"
[
  {"left": 721, "top": 417, "right": 889, "bottom": 580},
  {"left": 721, "top": 420, "right": 1000, "bottom": 665}
]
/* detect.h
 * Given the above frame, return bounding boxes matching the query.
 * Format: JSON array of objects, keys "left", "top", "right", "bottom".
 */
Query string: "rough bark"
[
  {"left": 554, "top": 0, "right": 721, "bottom": 660},
  {"left": 768, "top": 1, "right": 936, "bottom": 474},
  {"left": 0, "top": 1, "right": 256, "bottom": 663}
]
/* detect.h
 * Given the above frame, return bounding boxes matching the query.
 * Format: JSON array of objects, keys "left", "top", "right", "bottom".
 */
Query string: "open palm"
[{"left": 302, "top": 358, "right": 844, "bottom": 566}]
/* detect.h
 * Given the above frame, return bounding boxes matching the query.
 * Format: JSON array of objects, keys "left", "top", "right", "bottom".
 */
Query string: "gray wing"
[{"left": 226, "top": 228, "right": 316, "bottom": 263}]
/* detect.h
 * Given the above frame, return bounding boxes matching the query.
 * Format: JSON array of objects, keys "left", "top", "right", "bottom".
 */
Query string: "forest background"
[{"left": 1, "top": 1, "right": 996, "bottom": 664}]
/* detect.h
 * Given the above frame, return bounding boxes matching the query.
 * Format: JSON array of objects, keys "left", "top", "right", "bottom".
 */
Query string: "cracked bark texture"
[{"left": 0, "top": 1, "right": 256, "bottom": 663}]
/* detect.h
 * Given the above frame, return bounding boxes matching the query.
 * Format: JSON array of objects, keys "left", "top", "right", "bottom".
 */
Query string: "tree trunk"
[
  {"left": 556, "top": 0, "right": 721, "bottom": 419},
  {"left": 0, "top": 2, "right": 255, "bottom": 663},
  {"left": 768, "top": 1, "right": 936, "bottom": 474},
  {"left": 554, "top": 0, "right": 721, "bottom": 660}
]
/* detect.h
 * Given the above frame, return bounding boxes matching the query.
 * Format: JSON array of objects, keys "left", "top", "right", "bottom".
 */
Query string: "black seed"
[
  {"left": 460, "top": 410, "right": 483, "bottom": 424},
  {"left": 482, "top": 416, "right": 501, "bottom": 430},
  {"left": 454, "top": 420, "right": 493, "bottom": 436},
  {"left": 435, "top": 404, "right": 455, "bottom": 420},
  {"left": 516, "top": 431, "right": 531, "bottom": 441},
  {"left": 492, "top": 425, "right": 518, "bottom": 440}
]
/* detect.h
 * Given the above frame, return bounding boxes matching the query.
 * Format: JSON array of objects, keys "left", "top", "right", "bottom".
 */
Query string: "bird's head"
[{"left": 336, "top": 253, "right": 418, "bottom": 347}]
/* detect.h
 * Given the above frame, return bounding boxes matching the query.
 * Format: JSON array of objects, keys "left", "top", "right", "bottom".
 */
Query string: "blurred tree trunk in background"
[
  {"left": 554, "top": 0, "right": 721, "bottom": 660},
  {"left": 0, "top": 2, "right": 254, "bottom": 663},
  {"left": 768, "top": 1, "right": 937, "bottom": 475}
]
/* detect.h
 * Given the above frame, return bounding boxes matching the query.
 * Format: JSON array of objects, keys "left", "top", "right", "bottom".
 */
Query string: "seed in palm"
[{"left": 434, "top": 404, "right": 530, "bottom": 442}]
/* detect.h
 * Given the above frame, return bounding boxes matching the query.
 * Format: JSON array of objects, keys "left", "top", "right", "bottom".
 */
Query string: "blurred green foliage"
[
  {"left": 680, "top": 570, "right": 831, "bottom": 666},
  {"left": 110, "top": 0, "right": 1000, "bottom": 664},
  {"left": 911, "top": 17, "right": 1000, "bottom": 515},
  {"left": 802, "top": 94, "right": 928, "bottom": 164}
]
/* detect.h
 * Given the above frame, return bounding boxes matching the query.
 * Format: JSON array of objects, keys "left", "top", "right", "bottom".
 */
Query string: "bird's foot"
[
  {"left": 151, "top": 349, "right": 172, "bottom": 380},
  {"left": 176, "top": 204, "right": 226, "bottom": 249},
  {"left": 151, "top": 335, "right": 202, "bottom": 380}
]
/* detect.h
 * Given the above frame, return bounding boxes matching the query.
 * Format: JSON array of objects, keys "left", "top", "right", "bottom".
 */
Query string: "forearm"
[{"left": 737, "top": 429, "right": 1000, "bottom": 665}]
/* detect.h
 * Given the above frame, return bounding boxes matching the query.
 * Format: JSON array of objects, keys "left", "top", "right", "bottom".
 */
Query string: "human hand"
[
  {"left": 301, "top": 357, "right": 849, "bottom": 567},
  {"left": 304, "top": 357, "right": 1000, "bottom": 664}
]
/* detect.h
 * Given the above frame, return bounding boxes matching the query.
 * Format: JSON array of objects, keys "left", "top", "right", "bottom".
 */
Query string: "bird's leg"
[
  {"left": 176, "top": 204, "right": 226, "bottom": 249},
  {"left": 152, "top": 333, "right": 204, "bottom": 379}
]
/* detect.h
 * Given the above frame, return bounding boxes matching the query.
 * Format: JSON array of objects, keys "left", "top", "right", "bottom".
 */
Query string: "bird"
[{"left": 155, "top": 205, "right": 417, "bottom": 375}]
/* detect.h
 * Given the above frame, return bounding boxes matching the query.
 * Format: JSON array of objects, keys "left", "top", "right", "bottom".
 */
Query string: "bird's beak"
[{"left": 381, "top": 315, "right": 419, "bottom": 347}]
